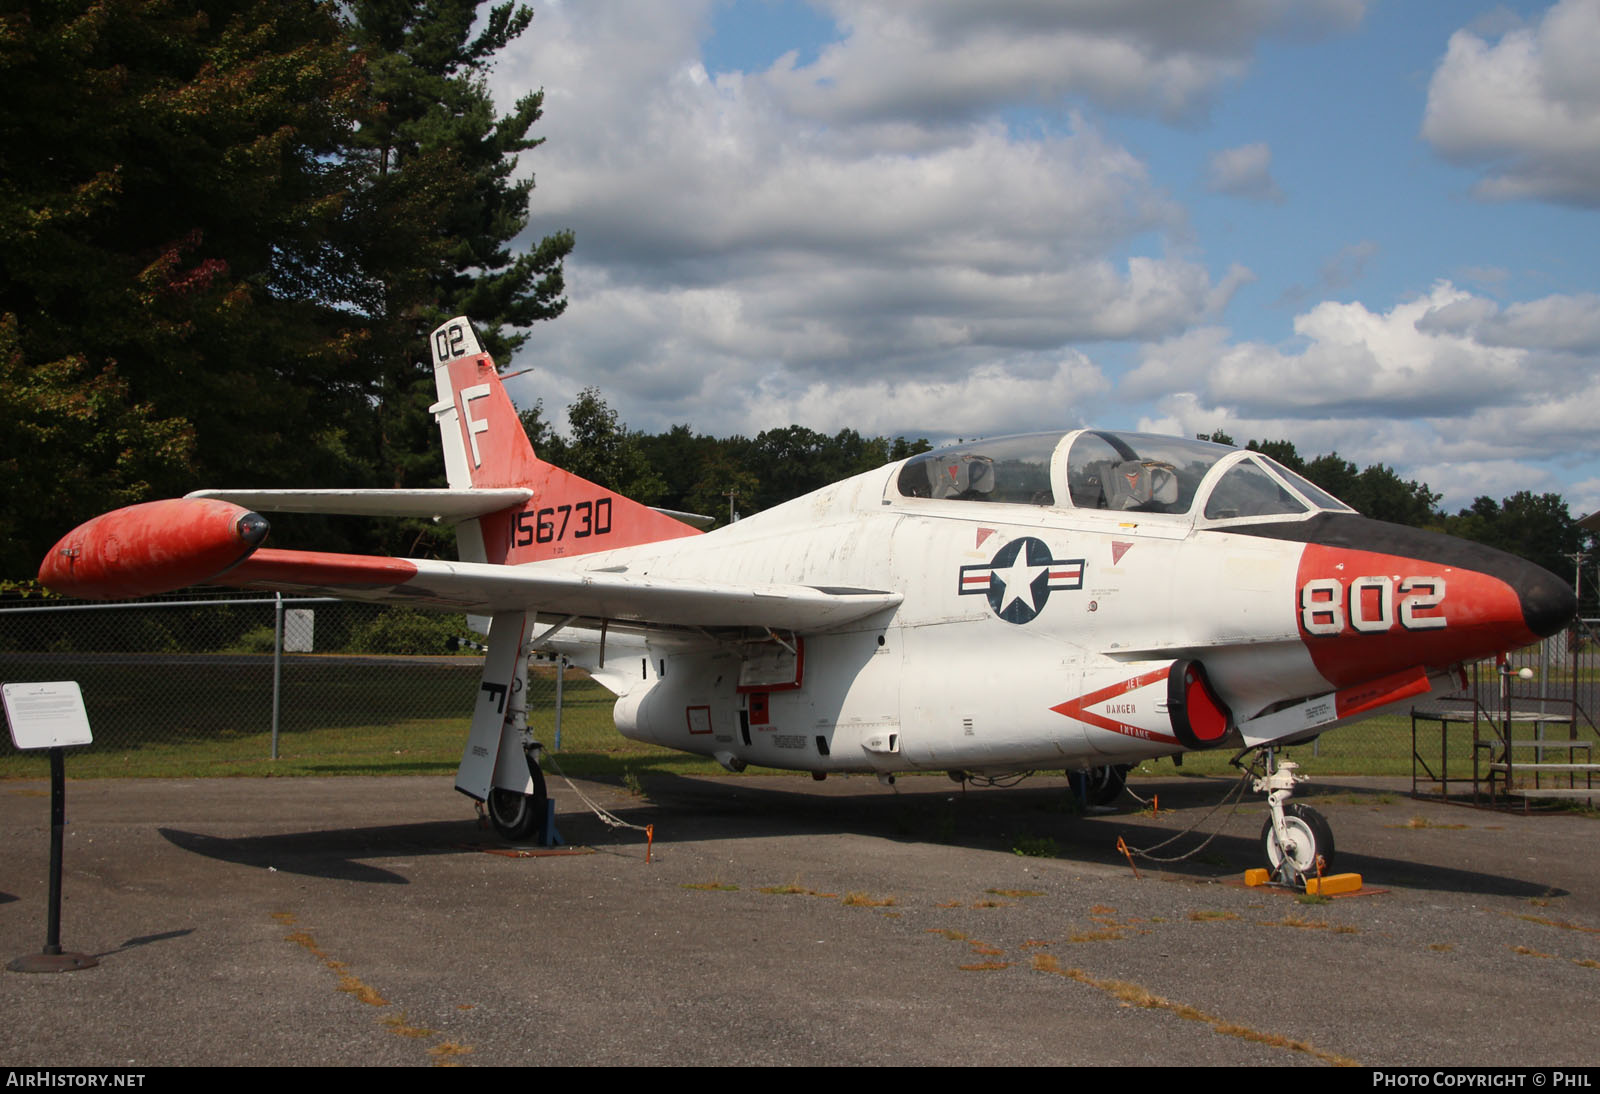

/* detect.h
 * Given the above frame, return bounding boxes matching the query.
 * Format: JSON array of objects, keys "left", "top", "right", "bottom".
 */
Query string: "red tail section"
[{"left": 430, "top": 318, "right": 699, "bottom": 565}]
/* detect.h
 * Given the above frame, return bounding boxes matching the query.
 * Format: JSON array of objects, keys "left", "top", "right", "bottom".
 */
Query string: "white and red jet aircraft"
[{"left": 40, "top": 318, "right": 1576, "bottom": 878}]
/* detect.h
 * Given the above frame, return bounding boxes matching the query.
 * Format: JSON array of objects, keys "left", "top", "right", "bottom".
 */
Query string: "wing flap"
[{"left": 218, "top": 549, "right": 901, "bottom": 631}]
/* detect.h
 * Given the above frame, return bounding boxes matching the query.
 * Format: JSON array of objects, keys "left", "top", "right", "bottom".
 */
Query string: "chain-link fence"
[
  {"left": 0, "top": 593, "right": 618, "bottom": 777},
  {"left": 3, "top": 594, "right": 1597, "bottom": 782}
]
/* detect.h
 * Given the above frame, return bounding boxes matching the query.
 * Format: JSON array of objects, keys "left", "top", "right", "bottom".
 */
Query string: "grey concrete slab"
[{"left": 1, "top": 772, "right": 1597, "bottom": 1067}]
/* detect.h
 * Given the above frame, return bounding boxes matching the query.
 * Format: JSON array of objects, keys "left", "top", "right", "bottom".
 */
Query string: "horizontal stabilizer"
[
  {"left": 187, "top": 488, "right": 532, "bottom": 521},
  {"left": 652, "top": 507, "right": 716, "bottom": 530}
]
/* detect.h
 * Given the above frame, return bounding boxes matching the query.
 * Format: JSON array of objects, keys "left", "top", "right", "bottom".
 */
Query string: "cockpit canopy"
[{"left": 893, "top": 430, "right": 1355, "bottom": 524}]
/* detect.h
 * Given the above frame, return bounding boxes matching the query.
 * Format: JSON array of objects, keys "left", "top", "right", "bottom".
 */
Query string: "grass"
[
  {"left": 0, "top": 656, "right": 729, "bottom": 779},
  {"left": 1011, "top": 832, "right": 1059, "bottom": 858},
  {"left": 1147, "top": 712, "right": 1418, "bottom": 778},
  {"left": 2, "top": 646, "right": 1585, "bottom": 784},
  {"left": 841, "top": 891, "right": 897, "bottom": 908},
  {"left": 1031, "top": 954, "right": 1359, "bottom": 1066}
]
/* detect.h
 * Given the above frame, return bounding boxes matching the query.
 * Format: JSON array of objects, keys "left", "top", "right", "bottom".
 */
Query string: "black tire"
[
  {"left": 487, "top": 757, "right": 548, "bottom": 843},
  {"left": 1084, "top": 764, "right": 1130, "bottom": 806},
  {"left": 1260, "top": 802, "right": 1335, "bottom": 876}
]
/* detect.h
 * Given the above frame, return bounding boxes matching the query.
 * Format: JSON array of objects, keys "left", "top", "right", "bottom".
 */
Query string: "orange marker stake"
[
  {"left": 646, "top": 823, "right": 655, "bottom": 864},
  {"left": 1115, "top": 836, "right": 1142, "bottom": 879}
]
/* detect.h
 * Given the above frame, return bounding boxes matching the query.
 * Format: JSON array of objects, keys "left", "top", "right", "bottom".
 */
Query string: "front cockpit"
[{"left": 892, "top": 429, "right": 1357, "bottom": 527}]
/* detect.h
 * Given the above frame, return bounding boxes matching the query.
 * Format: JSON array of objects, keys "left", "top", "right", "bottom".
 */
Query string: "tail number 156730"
[{"left": 514, "top": 499, "right": 613, "bottom": 546}]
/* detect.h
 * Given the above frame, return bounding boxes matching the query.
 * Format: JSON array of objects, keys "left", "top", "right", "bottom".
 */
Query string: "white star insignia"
[{"left": 991, "top": 554, "right": 1045, "bottom": 615}]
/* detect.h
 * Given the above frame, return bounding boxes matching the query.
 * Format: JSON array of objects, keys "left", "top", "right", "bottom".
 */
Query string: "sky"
[{"left": 484, "top": 0, "right": 1600, "bottom": 516}]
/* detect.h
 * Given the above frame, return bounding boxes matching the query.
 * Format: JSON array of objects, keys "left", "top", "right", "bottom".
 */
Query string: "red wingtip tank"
[{"left": 38, "top": 498, "right": 270, "bottom": 599}]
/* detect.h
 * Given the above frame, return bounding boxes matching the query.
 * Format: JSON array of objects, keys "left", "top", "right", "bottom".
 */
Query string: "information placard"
[{"left": 3, "top": 681, "right": 93, "bottom": 749}]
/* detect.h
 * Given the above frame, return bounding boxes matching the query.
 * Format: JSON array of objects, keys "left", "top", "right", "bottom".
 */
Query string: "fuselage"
[{"left": 556, "top": 430, "right": 1573, "bottom": 776}]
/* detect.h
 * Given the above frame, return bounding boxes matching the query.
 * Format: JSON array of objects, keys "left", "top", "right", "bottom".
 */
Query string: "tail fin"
[{"left": 428, "top": 317, "right": 698, "bottom": 566}]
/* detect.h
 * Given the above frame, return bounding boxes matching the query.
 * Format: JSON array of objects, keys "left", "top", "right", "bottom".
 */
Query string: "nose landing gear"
[{"left": 1251, "top": 755, "right": 1335, "bottom": 883}]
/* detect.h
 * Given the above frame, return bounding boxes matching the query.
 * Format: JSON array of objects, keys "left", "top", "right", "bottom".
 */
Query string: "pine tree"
[{"left": 343, "top": 1, "right": 574, "bottom": 496}]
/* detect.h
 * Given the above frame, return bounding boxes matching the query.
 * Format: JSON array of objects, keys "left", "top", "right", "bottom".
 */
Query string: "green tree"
[
  {"left": 0, "top": 316, "right": 196, "bottom": 576},
  {"left": 0, "top": 0, "right": 378, "bottom": 573},
  {"left": 554, "top": 389, "right": 666, "bottom": 503},
  {"left": 343, "top": 1, "right": 574, "bottom": 496},
  {"left": 1440, "top": 492, "right": 1584, "bottom": 586},
  {"left": 1245, "top": 439, "right": 1305, "bottom": 473},
  {"left": 346, "top": 1, "right": 570, "bottom": 354},
  {"left": 1295, "top": 453, "right": 1439, "bottom": 526},
  {"left": 0, "top": 2, "right": 574, "bottom": 575}
]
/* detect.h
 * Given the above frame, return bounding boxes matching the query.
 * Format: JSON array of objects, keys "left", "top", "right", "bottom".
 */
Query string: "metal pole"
[
  {"left": 9, "top": 746, "right": 97, "bottom": 972},
  {"left": 45, "top": 748, "right": 64, "bottom": 955},
  {"left": 553, "top": 654, "right": 566, "bottom": 751},
  {"left": 271, "top": 593, "right": 283, "bottom": 761},
  {"left": 1538, "top": 638, "right": 1549, "bottom": 762}
]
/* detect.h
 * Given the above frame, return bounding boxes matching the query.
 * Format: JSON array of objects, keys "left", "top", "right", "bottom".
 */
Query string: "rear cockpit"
[{"left": 891, "top": 429, "right": 1356, "bottom": 527}]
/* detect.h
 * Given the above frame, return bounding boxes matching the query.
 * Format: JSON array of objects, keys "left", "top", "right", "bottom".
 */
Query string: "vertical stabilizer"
[{"left": 428, "top": 317, "right": 700, "bottom": 566}]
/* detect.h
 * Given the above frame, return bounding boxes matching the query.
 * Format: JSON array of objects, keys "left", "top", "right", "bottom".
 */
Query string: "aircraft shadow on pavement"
[
  {"left": 158, "top": 820, "right": 485, "bottom": 884},
  {"left": 581, "top": 773, "right": 1570, "bottom": 899},
  {"left": 154, "top": 774, "right": 1567, "bottom": 899}
]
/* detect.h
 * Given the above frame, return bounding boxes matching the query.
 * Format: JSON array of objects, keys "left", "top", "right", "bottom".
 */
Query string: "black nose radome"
[{"left": 1518, "top": 564, "right": 1578, "bottom": 638}]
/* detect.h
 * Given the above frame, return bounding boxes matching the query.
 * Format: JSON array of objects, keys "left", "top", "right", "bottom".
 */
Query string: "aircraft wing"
[
  {"left": 38, "top": 496, "right": 899, "bottom": 632},
  {"left": 220, "top": 549, "right": 900, "bottom": 631}
]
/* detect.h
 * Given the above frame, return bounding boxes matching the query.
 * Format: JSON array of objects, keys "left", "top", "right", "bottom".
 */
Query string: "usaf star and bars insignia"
[{"left": 958, "top": 536, "right": 1085, "bottom": 625}]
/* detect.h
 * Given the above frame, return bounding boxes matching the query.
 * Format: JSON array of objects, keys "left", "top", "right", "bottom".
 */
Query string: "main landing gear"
[
  {"left": 486, "top": 743, "right": 549, "bottom": 843},
  {"left": 1063, "top": 764, "right": 1130, "bottom": 809},
  {"left": 1250, "top": 753, "right": 1335, "bottom": 882},
  {"left": 1081, "top": 763, "right": 1130, "bottom": 807}
]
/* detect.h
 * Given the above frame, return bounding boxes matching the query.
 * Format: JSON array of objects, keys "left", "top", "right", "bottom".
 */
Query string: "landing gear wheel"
[
  {"left": 487, "top": 754, "right": 548, "bottom": 843},
  {"left": 1260, "top": 803, "right": 1335, "bottom": 878},
  {"left": 1084, "top": 764, "right": 1130, "bottom": 807}
]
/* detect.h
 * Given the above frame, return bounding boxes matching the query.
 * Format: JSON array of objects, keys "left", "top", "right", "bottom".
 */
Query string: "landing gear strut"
[
  {"left": 1250, "top": 754, "right": 1335, "bottom": 882},
  {"left": 487, "top": 743, "right": 548, "bottom": 843}
]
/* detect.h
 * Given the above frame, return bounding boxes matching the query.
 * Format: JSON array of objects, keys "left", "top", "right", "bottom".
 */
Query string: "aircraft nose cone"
[
  {"left": 1235, "top": 513, "right": 1579, "bottom": 689},
  {"left": 1516, "top": 559, "right": 1577, "bottom": 638}
]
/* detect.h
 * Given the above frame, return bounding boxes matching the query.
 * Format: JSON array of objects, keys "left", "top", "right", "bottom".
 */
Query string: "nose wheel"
[
  {"left": 1260, "top": 801, "right": 1335, "bottom": 879},
  {"left": 1248, "top": 754, "right": 1336, "bottom": 883}
]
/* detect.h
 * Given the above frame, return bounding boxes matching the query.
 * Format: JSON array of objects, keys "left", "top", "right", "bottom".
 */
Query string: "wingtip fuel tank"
[{"left": 39, "top": 498, "right": 269, "bottom": 599}]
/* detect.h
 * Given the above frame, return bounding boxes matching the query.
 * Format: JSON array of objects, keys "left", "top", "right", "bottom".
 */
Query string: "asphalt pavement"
[{"left": 2, "top": 771, "right": 1598, "bottom": 1067}]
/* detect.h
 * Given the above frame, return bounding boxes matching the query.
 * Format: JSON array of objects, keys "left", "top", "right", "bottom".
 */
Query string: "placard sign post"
[{"left": 3, "top": 681, "right": 98, "bottom": 973}]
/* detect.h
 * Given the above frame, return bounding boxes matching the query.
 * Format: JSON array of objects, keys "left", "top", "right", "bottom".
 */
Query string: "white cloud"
[
  {"left": 475, "top": 4, "right": 1597, "bottom": 510},
  {"left": 1477, "top": 293, "right": 1600, "bottom": 352},
  {"left": 1121, "top": 283, "right": 1600, "bottom": 508},
  {"left": 1205, "top": 142, "right": 1285, "bottom": 202},
  {"left": 1405, "top": 460, "right": 1565, "bottom": 510},
  {"left": 488, "top": 1, "right": 1278, "bottom": 439},
  {"left": 1421, "top": 0, "right": 1600, "bottom": 206},
  {"left": 768, "top": 1, "right": 1367, "bottom": 124},
  {"left": 1128, "top": 283, "right": 1527, "bottom": 417},
  {"left": 1568, "top": 477, "right": 1600, "bottom": 520}
]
